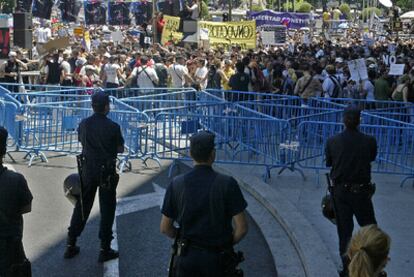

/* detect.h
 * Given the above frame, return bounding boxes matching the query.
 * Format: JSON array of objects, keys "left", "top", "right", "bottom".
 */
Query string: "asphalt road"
[{"left": 6, "top": 152, "right": 277, "bottom": 277}]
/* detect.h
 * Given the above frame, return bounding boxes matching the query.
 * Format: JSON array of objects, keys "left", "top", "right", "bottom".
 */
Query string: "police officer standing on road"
[
  {"left": 0, "top": 127, "right": 33, "bottom": 277},
  {"left": 325, "top": 107, "right": 378, "bottom": 277},
  {"left": 64, "top": 92, "right": 124, "bottom": 263},
  {"left": 160, "top": 131, "right": 248, "bottom": 277}
]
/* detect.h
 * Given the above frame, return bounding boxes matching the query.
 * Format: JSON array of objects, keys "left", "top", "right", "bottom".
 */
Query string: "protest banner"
[
  {"left": 249, "top": 10, "right": 313, "bottom": 29},
  {"left": 389, "top": 64, "right": 405, "bottom": 76},
  {"left": 198, "top": 20, "right": 256, "bottom": 50},
  {"left": 161, "top": 15, "right": 183, "bottom": 45},
  {"left": 348, "top": 59, "right": 368, "bottom": 81}
]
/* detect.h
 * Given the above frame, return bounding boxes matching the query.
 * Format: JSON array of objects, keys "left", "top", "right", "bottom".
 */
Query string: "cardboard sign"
[
  {"left": 199, "top": 28, "right": 209, "bottom": 40},
  {"left": 161, "top": 15, "right": 183, "bottom": 45},
  {"left": 0, "top": 14, "right": 9, "bottom": 29},
  {"left": 261, "top": 25, "right": 286, "bottom": 45},
  {"left": 382, "top": 55, "right": 396, "bottom": 66},
  {"left": 389, "top": 64, "right": 405, "bottom": 76},
  {"left": 348, "top": 59, "right": 368, "bottom": 81},
  {"left": 83, "top": 31, "right": 91, "bottom": 52},
  {"left": 42, "top": 37, "right": 70, "bottom": 53}
]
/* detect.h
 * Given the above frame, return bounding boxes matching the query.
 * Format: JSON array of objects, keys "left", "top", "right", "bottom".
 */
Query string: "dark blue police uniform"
[
  {"left": 162, "top": 164, "right": 247, "bottom": 276},
  {"left": 66, "top": 92, "right": 124, "bottom": 259},
  {"left": 326, "top": 124, "right": 377, "bottom": 275}
]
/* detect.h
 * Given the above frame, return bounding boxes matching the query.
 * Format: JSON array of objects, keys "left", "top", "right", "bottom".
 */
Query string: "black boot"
[
  {"left": 64, "top": 236, "right": 80, "bottom": 259},
  {"left": 98, "top": 241, "right": 119, "bottom": 263}
]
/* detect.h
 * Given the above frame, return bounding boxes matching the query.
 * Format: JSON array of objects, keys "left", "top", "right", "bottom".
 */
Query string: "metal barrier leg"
[
  {"left": 400, "top": 176, "right": 414, "bottom": 188},
  {"left": 143, "top": 155, "right": 162, "bottom": 169},
  {"left": 6, "top": 152, "right": 16, "bottom": 163},
  {"left": 277, "top": 163, "right": 306, "bottom": 181},
  {"left": 262, "top": 166, "right": 271, "bottom": 183},
  {"left": 117, "top": 157, "right": 132, "bottom": 173},
  {"left": 168, "top": 160, "right": 178, "bottom": 178}
]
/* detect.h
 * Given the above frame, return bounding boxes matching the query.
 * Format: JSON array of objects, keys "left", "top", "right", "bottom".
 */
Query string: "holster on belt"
[{"left": 98, "top": 160, "right": 119, "bottom": 190}]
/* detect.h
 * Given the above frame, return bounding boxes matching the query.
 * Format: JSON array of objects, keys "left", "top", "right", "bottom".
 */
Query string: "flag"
[
  {"left": 32, "top": 0, "right": 54, "bottom": 19},
  {"left": 84, "top": 0, "right": 107, "bottom": 25},
  {"left": 60, "top": 0, "right": 82, "bottom": 23},
  {"left": 108, "top": 1, "right": 131, "bottom": 26}
]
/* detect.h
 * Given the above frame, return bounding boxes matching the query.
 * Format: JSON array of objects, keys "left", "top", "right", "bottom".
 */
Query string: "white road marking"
[{"left": 103, "top": 183, "right": 166, "bottom": 277}]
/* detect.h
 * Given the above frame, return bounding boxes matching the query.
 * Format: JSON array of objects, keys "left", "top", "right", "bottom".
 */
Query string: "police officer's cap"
[
  {"left": 343, "top": 106, "right": 361, "bottom": 120},
  {"left": 0, "top": 126, "right": 8, "bottom": 155},
  {"left": 190, "top": 131, "right": 215, "bottom": 152},
  {"left": 92, "top": 92, "right": 110, "bottom": 107}
]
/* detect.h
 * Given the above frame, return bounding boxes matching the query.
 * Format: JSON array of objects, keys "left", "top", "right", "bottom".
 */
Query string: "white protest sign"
[
  {"left": 382, "top": 55, "right": 396, "bottom": 66},
  {"left": 261, "top": 31, "right": 275, "bottom": 45},
  {"left": 389, "top": 64, "right": 405, "bottom": 76},
  {"left": 0, "top": 14, "right": 9, "bottom": 28},
  {"left": 199, "top": 28, "right": 209, "bottom": 40},
  {"left": 111, "top": 30, "right": 123, "bottom": 43},
  {"left": 348, "top": 59, "right": 368, "bottom": 81}
]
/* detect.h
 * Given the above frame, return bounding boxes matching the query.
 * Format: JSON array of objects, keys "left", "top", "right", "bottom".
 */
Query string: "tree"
[
  {"left": 396, "top": 0, "right": 414, "bottom": 12},
  {"left": 0, "top": 0, "right": 14, "bottom": 14},
  {"left": 339, "top": 3, "right": 351, "bottom": 20},
  {"left": 200, "top": 0, "right": 210, "bottom": 20},
  {"left": 297, "top": 1, "right": 313, "bottom": 13}
]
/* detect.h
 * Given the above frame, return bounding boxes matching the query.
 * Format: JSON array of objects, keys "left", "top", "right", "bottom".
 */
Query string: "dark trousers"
[
  {"left": 332, "top": 185, "right": 377, "bottom": 270},
  {"left": 174, "top": 247, "right": 223, "bottom": 277},
  {"left": 106, "top": 82, "right": 119, "bottom": 89},
  {"left": 0, "top": 238, "right": 27, "bottom": 277},
  {"left": 68, "top": 172, "right": 118, "bottom": 244}
]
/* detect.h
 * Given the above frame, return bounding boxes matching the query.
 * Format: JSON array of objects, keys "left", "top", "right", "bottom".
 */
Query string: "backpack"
[
  {"left": 154, "top": 64, "right": 168, "bottom": 87},
  {"left": 207, "top": 67, "right": 220, "bottom": 89},
  {"left": 329, "top": 76, "right": 342, "bottom": 98}
]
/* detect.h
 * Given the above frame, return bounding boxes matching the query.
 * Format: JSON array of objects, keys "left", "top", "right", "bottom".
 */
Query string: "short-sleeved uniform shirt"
[
  {"left": 325, "top": 129, "right": 377, "bottom": 184},
  {"left": 78, "top": 113, "right": 124, "bottom": 163},
  {"left": 0, "top": 167, "right": 33, "bottom": 239},
  {"left": 162, "top": 165, "right": 247, "bottom": 247}
]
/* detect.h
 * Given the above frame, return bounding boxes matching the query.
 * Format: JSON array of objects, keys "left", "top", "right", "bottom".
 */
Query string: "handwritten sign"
[
  {"left": 389, "top": 64, "right": 405, "bottom": 76},
  {"left": 348, "top": 59, "right": 368, "bottom": 81}
]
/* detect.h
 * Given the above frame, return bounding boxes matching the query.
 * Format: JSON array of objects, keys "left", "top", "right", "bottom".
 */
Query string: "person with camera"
[
  {"left": 160, "top": 131, "right": 248, "bottom": 277},
  {"left": 0, "top": 127, "right": 33, "bottom": 277},
  {"left": 64, "top": 92, "right": 124, "bottom": 263},
  {"left": 325, "top": 107, "right": 378, "bottom": 277}
]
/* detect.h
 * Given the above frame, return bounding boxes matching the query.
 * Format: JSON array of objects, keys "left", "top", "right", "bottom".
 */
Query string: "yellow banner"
[
  {"left": 198, "top": 20, "right": 256, "bottom": 50},
  {"left": 161, "top": 15, "right": 183, "bottom": 45}
]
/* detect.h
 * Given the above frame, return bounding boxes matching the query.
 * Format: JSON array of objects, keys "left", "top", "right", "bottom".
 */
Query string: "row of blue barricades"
[{"left": 0, "top": 83, "right": 413, "bottom": 185}]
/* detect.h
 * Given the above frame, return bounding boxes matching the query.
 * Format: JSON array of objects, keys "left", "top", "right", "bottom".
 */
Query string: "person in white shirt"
[
  {"left": 322, "top": 65, "right": 342, "bottom": 98},
  {"left": 186, "top": 0, "right": 200, "bottom": 20},
  {"left": 103, "top": 56, "right": 123, "bottom": 88},
  {"left": 194, "top": 59, "right": 208, "bottom": 90},
  {"left": 34, "top": 26, "right": 52, "bottom": 44},
  {"left": 129, "top": 56, "right": 159, "bottom": 89},
  {"left": 360, "top": 70, "right": 376, "bottom": 102},
  {"left": 168, "top": 56, "right": 192, "bottom": 88},
  {"left": 60, "top": 51, "right": 73, "bottom": 86}
]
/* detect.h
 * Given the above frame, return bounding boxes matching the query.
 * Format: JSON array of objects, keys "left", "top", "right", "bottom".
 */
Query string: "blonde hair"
[{"left": 348, "top": 225, "right": 391, "bottom": 277}]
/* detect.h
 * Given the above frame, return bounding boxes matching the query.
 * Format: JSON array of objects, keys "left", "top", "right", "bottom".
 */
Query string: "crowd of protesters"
[{"left": 1, "top": 23, "right": 414, "bottom": 104}]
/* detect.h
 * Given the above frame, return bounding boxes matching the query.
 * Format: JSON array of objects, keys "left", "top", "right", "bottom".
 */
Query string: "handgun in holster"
[{"left": 99, "top": 160, "right": 119, "bottom": 190}]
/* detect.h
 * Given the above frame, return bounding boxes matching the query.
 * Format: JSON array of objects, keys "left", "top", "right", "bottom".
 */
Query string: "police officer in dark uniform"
[
  {"left": 325, "top": 107, "right": 378, "bottom": 277},
  {"left": 160, "top": 131, "right": 248, "bottom": 277},
  {"left": 64, "top": 92, "right": 124, "bottom": 263},
  {"left": 0, "top": 127, "right": 33, "bottom": 277}
]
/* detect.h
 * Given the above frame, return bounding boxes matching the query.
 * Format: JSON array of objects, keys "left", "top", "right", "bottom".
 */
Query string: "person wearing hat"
[
  {"left": 0, "top": 126, "right": 33, "bottom": 276},
  {"left": 0, "top": 52, "right": 28, "bottom": 91},
  {"left": 325, "top": 107, "right": 378, "bottom": 277},
  {"left": 160, "top": 131, "right": 248, "bottom": 276},
  {"left": 64, "top": 92, "right": 124, "bottom": 263}
]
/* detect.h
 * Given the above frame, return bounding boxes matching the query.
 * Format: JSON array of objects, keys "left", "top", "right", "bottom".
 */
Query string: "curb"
[{"left": 215, "top": 164, "right": 338, "bottom": 277}]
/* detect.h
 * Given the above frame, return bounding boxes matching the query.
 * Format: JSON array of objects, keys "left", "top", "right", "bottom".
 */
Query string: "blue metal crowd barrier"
[
  {"left": 297, "top": 121, "right": 414, "bottom": 186},
  {"left": 105, "top": 87, "right": 196, "bottom": 98},
  {"left": 153, "top": 112, "right": 297, "bottom": 178}
]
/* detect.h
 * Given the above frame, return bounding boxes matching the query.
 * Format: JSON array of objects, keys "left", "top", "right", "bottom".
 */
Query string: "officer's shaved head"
[
  {"left": 0, "top": 126, "right": 8, "bottom": 156},
  {"left": 190, "top": 131, "right": 215, "bottom": 163},
  {"left": 343, "top": 107, "right": 361, "bottom": 130}
]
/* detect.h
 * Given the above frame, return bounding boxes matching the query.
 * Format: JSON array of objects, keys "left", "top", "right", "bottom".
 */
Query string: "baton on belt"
[{"left": 76, "top": 154, "right": 86, "bottom": 221}]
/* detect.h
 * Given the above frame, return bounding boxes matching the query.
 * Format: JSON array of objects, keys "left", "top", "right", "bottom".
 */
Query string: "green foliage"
[
  {"left": 396, "top": 0, "right": 413, "bottom": 12},
  {"left": 297, "top": 2, "right": 313, "bottom": 13},
  {"left": 339, "top": 3, "right": 351, "bottom": 19},
  {"left": 251, "top": 4, "right": 264, "bottom": 12},
  {"left": 361, "top": 7, "right": 382, "bottom": 19},
  {"left": 200, "top": 1, "right": 210, "bottom": 20},
  {"left": 0, "top": 0, "right": 14, "bottom": 13}
]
